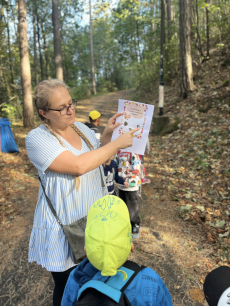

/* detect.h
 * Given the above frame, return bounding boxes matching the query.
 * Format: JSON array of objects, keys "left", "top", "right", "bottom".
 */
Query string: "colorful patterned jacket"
[{"left": 116, "top": 151, "right": 143, "bottom": 191}]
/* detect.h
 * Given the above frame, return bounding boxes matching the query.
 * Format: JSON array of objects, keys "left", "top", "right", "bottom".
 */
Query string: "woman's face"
[{"left": 41, "top": 87, "right": 76, "bottom": 127}]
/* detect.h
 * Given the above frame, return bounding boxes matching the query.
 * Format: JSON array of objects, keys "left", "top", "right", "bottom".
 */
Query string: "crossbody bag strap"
[
  {"left": 38, "top": 177, "right": 63, "bottom": 227},
  {"left": 98, "top": 165, "right": 106, "bottom": 190},
  {"left": 71, "top": 124, "right": 107, "bottom": 191},
  {"left": 81, "top": 135, "right": 106, "bottom": 191}
]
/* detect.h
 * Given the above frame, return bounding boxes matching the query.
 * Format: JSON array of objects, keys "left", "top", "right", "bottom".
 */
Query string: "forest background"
[{"left": 1, "top": 0, "right": 230, "bottom": 125}]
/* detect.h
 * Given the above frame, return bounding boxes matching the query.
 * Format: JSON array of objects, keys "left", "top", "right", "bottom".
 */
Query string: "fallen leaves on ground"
[
  {"left": 189, "top": 288, "right": 205, "bottom": 303},
  {"left": 0, "top": 124, "right": 38, "bottom": 229},
  {"left": 144, "top": 42, "right": 230, "bottom": 267}
]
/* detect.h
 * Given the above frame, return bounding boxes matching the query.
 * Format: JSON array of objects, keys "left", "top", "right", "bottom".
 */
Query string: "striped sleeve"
[{"left": 25, "top": 128, "right": 67, "bottom": 173}]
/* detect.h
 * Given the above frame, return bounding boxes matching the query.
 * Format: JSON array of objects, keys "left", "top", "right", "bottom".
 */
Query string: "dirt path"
[{"left": 0, "top": 90, "right": 209, "bottom": 305}]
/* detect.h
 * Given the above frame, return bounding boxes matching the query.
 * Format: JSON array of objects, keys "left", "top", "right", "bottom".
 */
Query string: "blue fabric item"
[
  {"left": 104, "top": 160, "right": 125, "bottom": 195},
  {"left": 0, "top": 118, "right": 19, "bottom": 153},
  {"left": 61, "top": 258, "right": 173, "bottom": 306},
  {"left": 78, "top": 280, "right": 121, "bottom": 303},
  {"left": 106, "top": 267, "right": 134, "bottom": 290},
  {"left": 77, "top": 267, "right": 135, "bottom": 303}
]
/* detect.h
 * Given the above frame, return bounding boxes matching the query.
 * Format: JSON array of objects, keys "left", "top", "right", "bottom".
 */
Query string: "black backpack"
[{"left": 74, "top": 261, "right": 145, "bottom": 306}]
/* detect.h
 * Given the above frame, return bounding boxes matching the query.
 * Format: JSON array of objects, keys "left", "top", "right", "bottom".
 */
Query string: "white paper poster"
[{"left": 111, "top": 99, "right": 154, "bottom": 155}]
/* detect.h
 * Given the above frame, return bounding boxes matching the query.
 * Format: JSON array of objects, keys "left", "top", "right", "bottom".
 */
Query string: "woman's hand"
[
  {"left": 101, "top": 112, "right": 124, "bottom": 146},
  {"left": 116, "top": 128, "right": 140, "bottom": 149},
  {"left": 103, "top": 112, "right": 124, "bottom": 135},
  {"left": 49, "top": 127, "right": 139, "bottom": 176}
]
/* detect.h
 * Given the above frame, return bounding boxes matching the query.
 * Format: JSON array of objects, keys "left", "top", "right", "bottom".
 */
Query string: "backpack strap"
[{"left": 120, "top": 261, "right": 146, "bottom": 292}]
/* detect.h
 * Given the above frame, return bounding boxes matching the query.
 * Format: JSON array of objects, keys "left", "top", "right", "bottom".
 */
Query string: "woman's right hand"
[{"left": 116, "top": 128, "right": 140, "bottom": 149}]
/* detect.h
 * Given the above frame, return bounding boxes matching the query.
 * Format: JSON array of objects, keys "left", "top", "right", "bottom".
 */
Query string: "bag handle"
[{"left": 38, "top": 177, "right": 63, "bottom": 227}]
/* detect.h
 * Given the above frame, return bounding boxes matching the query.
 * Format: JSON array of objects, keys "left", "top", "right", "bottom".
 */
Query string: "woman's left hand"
[
  {"left": 103, "top": 112, "right": 124, "bottom": 136},
  {"left": 101, "top": 112, "right": 124, "bottom": 147}
]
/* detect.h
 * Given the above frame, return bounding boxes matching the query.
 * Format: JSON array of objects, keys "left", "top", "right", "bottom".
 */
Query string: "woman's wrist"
[
  {"left": 113, "top": 138, "right": 120, "bottom": 151},
  {"left": 104, "top": 137, "right": 120, "bottom": 152},
  {"left": 102, "top": 127, "right": 112, "bottom": 138},
  {"left": 101, "top": 130, "right": 112, "bottom": 146}
]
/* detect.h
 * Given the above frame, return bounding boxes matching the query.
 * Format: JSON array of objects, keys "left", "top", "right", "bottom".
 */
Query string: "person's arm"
[
  {"left": 48, "top": 128, "right": 139, "bottom": 176},
  {"left": 115, "top": 174, "right": 125, "bottom": 184},
  {"left": 101, "top": 113, "right": 123, "bottom": 146},
  {"left": 113, "top": 162, "right": 125, "bottom": 185}
]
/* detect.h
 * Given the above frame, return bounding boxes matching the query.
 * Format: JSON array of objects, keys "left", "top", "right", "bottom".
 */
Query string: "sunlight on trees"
[{"left": 0, "top": 0, "right": 230, "bottom": 123}]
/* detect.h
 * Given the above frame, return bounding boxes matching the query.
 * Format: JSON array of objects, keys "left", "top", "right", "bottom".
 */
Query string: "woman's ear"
[
  {"left": 39, "top": 109, "right": 48, "bottom": 120},
  {"left": 84, "top": 246, "right": 86, "bottom": 254}
]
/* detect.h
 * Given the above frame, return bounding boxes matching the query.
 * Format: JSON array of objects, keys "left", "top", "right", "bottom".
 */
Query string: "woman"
[{"left": 25, "top": 79, "right": 138, "bottom": 306}]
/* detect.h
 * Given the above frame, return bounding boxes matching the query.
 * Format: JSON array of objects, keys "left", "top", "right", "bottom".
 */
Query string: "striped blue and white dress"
[{"left": 25, "top": 122, "right": 105, "bottom": 272}]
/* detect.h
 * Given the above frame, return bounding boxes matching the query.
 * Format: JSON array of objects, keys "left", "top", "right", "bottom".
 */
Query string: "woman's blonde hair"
[
  {"left": 34, "top": 79, "right": 94, "bottom": 191},
  {"left": 34, "top": 79, "right": 68, "bottom": 121}
]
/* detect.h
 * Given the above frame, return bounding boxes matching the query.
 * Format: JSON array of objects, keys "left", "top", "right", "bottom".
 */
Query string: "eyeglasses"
[{"left": 48, "top": 99, "right": 77, "bottom": 116}]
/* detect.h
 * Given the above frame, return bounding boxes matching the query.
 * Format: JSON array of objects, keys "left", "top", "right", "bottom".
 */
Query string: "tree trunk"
[
  {"left": 179, "top": 0, "right": 194, "bottom": 99},
  {"left": 166, "top": 0, "right": 173, "bottom": 77},
  {"left": 166, "top": 0, "right": 172, "bottom": 39},
  {"left": 0, "top": 0, "right": 12, "bottom": 97},
  {"left": 18, "top": 0, "right": 34, "bottom": 127},
  {"left": 6, "top": 6, "right": 15, "bottom": 86},
  {"left": 36, "top": 13, "right": 44, "bottom": 80},
  {"left": 162, "top": 0, "right": 169, "bottom": 72},
  {"left": 195, "top": 0, "right": 204, "bottom": 59},
  {"left": 15, "top": 2, "right": 20, "bottom": 49},
  {"left": 0, "top": 0, "right": 5, "bottom": 39},
  {"left": 41, "top": 22, "right": 49, "bottom": 79},
  {"left": 136, "top": 20, "right": 143, "bottom": 62},
  {"left": 89, "top": 0, "right": 96, "bottom": 95},
  {"left": 52, "top": 0, "right": 63, "bottom": 81},
  {"left": 150, "top": 0, "right": 154, "bottom": 36},
  {"left": 205, "top": 0, "right": 210, "bottom": 58},
  {"left": 60, "top": 20, "right": 68, "bottom": 83},
  {"left": 33, "top": 0, "right": 38, "bottom": 84},
  {"left": 2, "top": 68, "right": 12, "bottom": 97},
  {"left": 62, "top": 45, "right": 68, "bottom": 83}
]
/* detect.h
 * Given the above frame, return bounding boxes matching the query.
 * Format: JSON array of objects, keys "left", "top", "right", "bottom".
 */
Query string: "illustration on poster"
[
  {"left": 119, "top": 101, "right": 148, "bottom": 139},
  {"left": 111, "top": 99, "right": 154, "bottom": 155}
]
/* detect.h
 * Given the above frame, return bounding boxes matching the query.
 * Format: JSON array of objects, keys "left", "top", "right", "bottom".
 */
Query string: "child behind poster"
[
  {"left": 116, "top": 151, "right": 142, "bottom": 238},
  {"left": 103, "top": 156, "right": 129, "bottom": 195}
]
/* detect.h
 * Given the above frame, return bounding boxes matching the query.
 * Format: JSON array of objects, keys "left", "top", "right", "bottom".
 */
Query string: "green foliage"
[
  {"left": 193, "top": 153, "right": 210, "bottom": 171},
  {"left": 1, "top": 103, "right": 20, "bottom": 121},
  {"left": 1, "top": 0, "right": 230, "bottom": 104},
  {"left": 71, "top": 82, "right": 91, "bottom": 101}
]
